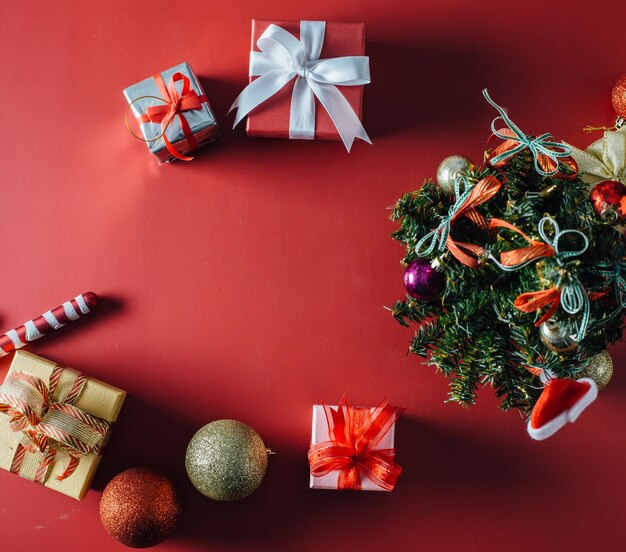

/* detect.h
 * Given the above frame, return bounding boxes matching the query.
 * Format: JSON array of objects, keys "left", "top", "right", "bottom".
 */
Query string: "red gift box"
[{"left": 243, "top": 19, "right": 368, "bottom": 144}]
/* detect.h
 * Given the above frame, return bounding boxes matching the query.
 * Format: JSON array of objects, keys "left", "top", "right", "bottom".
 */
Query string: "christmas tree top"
[{"left": 391, "top": 89, "right": 626, "bottom": 439}]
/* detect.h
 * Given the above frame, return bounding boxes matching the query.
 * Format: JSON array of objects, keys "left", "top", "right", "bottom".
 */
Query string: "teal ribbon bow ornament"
[
  {"left": 596, "top": 259, "right": 626, "bottom": 321},
  {"left": 415, "top": 174, "right": 501, "bottom": 268},
  {"left": 415, "top": 175, "right": 475, "bottom": 257},
  {"left": 513, "top": 216, "right": 591, "bottom": 342},
  {"left": 483, "top": 89, "right": 576, "bottom": 178}
]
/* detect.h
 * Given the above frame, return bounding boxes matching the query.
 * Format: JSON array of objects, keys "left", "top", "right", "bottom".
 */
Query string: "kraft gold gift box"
[{"left": 0, "top": 351, "right": 126, "bottom": 499}]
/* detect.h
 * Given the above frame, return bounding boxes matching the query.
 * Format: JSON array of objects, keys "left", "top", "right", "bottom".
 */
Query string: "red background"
[{"left": 1, "top": 1, "right": 625, "bottom": 550}]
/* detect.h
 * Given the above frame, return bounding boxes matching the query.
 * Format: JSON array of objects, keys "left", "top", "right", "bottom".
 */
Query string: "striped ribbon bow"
[
  {"left": 483, "top": 89, "right": 577, "bottom": 178},
  {"left": 486, "top": 217, "right": 556, "bottom": 271},
  {"left": 512, "top": 217, "right": 591, "bottom": 341},
  {"left": 308, "top": 396, "right": 404, "bottom": 491},
  {"left": 0, "top": 367, "right": 110, "bottom": 485},
  {"left": 488, "top": 215, "right": 588, "bottom": 271},
  {"left": 415, "top": 175, "right": 501, "bottom": 268}
]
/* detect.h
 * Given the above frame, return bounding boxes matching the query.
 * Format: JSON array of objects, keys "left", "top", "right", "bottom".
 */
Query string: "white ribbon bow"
[
  {"left": 229, "top": 21, "right": 371, "bottom": 152},
  {"left": 567, "top": 127, "right": 626, "bottom": 187}
]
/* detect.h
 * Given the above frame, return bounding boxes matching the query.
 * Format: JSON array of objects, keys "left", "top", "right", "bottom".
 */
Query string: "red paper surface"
[
  {"left": 245, "top": 20, "right": 365, "bottom": 141},
  {"left": 2, "top": 1, "right": 626, "bottom": 551}
]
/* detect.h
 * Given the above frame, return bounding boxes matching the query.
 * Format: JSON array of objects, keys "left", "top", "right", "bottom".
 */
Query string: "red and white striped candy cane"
[{"left": 0, "top": 292, "right": 99, "bottom": 356}]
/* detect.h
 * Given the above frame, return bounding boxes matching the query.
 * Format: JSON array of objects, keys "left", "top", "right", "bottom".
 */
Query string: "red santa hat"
[{"left": 527, "top": 377, "right": 597, "bottom": 440}]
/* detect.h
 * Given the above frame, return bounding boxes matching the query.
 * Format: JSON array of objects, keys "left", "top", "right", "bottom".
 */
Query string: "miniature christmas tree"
[{"left": 390, "top": 91, "right": 626, "bottom": 436}]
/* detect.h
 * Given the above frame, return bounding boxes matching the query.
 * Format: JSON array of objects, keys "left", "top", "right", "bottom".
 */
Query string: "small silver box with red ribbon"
[{"left": 124, "top": 62, "right": 220, "bottom": 163}]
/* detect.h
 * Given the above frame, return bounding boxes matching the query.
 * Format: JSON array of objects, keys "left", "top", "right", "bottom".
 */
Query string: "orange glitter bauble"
[
  {"left": 100, "top": 467, "right": 182, "bottom": 548},
  {"left": 611, "top": 75, "right": 626, "bottom": 118}
]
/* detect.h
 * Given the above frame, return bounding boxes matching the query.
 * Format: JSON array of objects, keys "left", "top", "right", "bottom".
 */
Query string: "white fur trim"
[
  {"left": 567, "top": 378, "right": 597, "bottom": 422},
  {"left": 527, "top": 411, "right": 568, "bottom": 440}
]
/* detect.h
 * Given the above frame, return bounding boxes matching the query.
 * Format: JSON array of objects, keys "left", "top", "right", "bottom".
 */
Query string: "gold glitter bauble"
[
  {"left": 436, "top": 155, "right": 475, "bottom": 194},
  {"left": 99, "top": 467, "right": 181, "bottom": 548},
  {"left": 582, "top": 350, "right": 614, "bottom": 390},
  {"left": 185, "top": 419, "right": 268, "bottom": 501}
]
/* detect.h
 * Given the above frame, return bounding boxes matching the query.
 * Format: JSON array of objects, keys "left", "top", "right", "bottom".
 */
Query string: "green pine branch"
[{"left": 390, "top": 148, "right": 624, "bottom": 415}]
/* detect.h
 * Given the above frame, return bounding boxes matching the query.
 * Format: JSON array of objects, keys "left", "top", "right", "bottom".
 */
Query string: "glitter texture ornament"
[
  {"left": 403, "top": 259, "right": 444, "bottom": 300},
  {"left": 185, "top": 419, "right": 269, "bottom": 501},
  {"left": 539, "top": 319, "right": 578, "bottom": 353},
  {"left": 99, "top": 467, "right": 181, "bottom": 548},
  {"left": 582, "top": 350, "right": 613, "bottom": 390},
  {"left": 612, "top": 75, "right": 626, "bottom": 119},
  {"left": 436, "top": 155, "right": 474, "bottom": 194},
  {"left": 589, "top": 180, "right": 626, "bottom": 223}
]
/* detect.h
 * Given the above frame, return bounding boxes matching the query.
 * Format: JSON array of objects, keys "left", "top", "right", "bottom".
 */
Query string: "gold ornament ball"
[
  {"left": 185, "top": 419, "right": 269, "bottom": 501},
  {"left": 539, "top": 319, "right": 578, "bottom": 353},
  {"left": 582, "top": 350, "right": 613, "bottom": 390},
  {"left": 436, "top": 155, "right": 475, "bottom": 194}
]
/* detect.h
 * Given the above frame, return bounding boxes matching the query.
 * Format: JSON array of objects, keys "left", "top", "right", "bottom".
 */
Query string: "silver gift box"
[{"left": 123, "top": 62, "right": 219, "bottom": 163}]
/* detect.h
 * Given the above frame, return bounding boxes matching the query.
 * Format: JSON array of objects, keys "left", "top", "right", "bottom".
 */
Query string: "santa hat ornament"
[{"left": 527, "top": 370, "right": 598, "bottom": 441}]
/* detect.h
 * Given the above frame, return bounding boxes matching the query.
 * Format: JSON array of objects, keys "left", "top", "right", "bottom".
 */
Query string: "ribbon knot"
[
  {"left": 415, "top": 175, "right": 501, "bottom": 268},
  {"left": 230, "top": 21, "right": 371, "bottom": 152},
  {"left": 536, "top": 217, "right": 589, "bottom": 264},
  {"left": 0, "top": 367, "right": 111, "bottom": 485},
  {"left": 487, "top": 216, "right": 588, "bottom": 272},
  {"left": 136, "top": 72, "right": 208, "bottom": 161},
  {"left": 308, "top": 396, "right": 404, "bottom": 491},
  {"left": 294, "top": 64, "right": 309, "bottom": 78},
  {"left": 483, "top": 90, "right": 577, "bottom": 178},
  {"left": 509, "top": 217, "right": 591, "bottom": 341}
]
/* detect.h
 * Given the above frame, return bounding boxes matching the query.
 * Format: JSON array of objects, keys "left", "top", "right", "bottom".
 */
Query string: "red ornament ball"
[
  {"left": 100, "top": 467, "right": 182, "bottom": 548},
  {"left": 403, "top": 259, "right": 444, "bottom": 300},
  {"left": 612, "top": 75, "right": 626, "bottom": 119},
  {"left": 590, "top": 180, "right": 626, "bottom": 223}
]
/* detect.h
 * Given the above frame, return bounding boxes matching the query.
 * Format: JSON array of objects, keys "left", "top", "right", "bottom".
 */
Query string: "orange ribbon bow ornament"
[{"left": 415, "top": 175, "right": 502, "bottom": 268}]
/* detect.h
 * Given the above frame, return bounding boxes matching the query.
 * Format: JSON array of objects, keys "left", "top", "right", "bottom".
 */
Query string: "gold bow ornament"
[{"left": 567, "top": 127, "right": 626, "bottom": 188}]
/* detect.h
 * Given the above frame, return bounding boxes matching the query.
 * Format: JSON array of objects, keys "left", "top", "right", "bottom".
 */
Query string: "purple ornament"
[{"left": 403, "top": 259, "right": 444, "bottom": 300}]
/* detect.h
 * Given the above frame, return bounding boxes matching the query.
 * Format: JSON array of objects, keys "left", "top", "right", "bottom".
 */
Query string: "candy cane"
[{"left": 0, "top": 292, "right": 99, "bottom": 356}]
